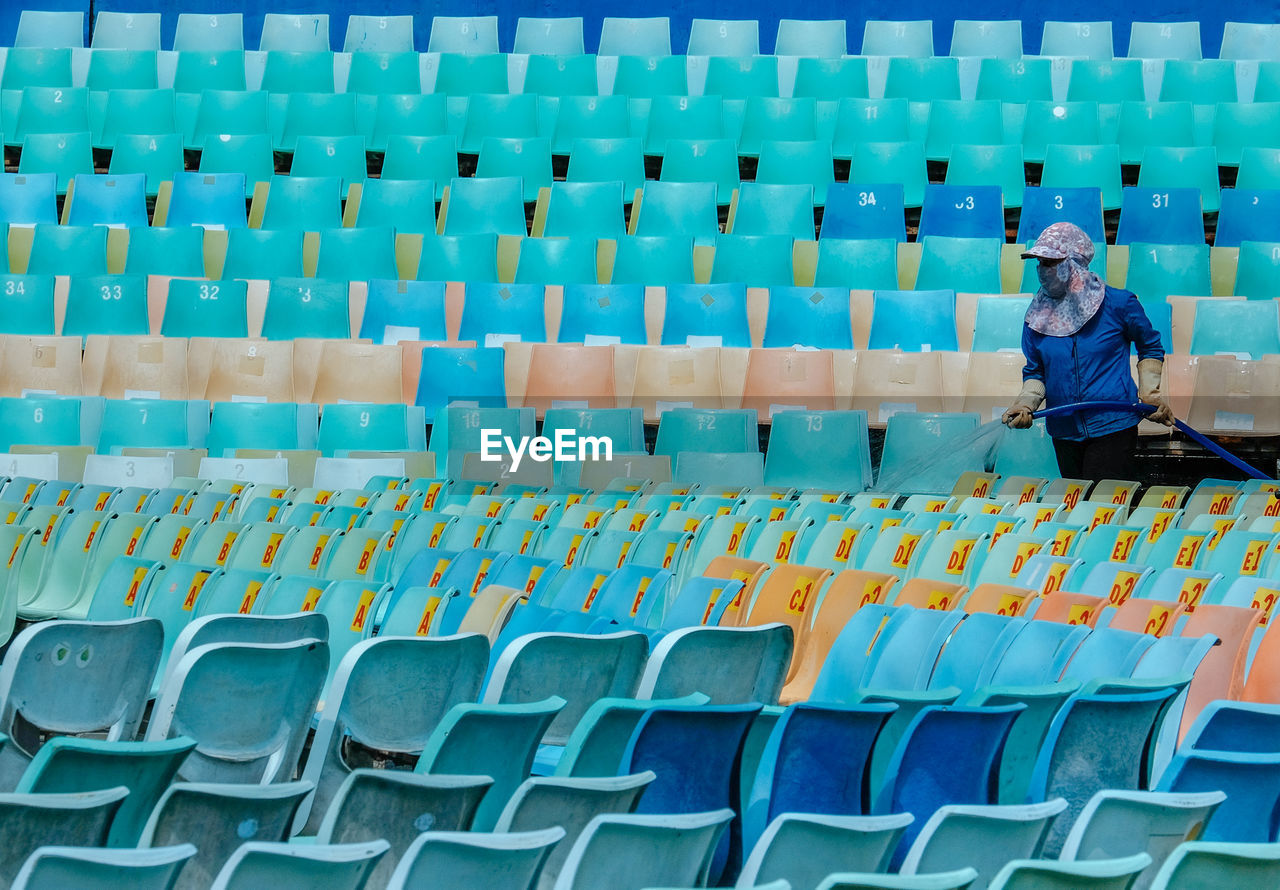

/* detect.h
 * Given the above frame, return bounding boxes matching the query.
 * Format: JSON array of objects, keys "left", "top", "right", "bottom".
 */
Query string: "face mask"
[{"left": 1037, "top": 260, "right": 1072, "bottom": 299}]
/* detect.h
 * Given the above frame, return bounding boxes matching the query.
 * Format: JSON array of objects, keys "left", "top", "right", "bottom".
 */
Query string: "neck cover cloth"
[{"left": 1021, "top": 221, "right": 1107, "bottom": 337}]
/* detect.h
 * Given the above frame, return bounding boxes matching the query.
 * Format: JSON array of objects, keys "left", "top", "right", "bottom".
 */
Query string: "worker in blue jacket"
[{"left": 1002, "top": 221, "right": 1174, "bottom": 481}]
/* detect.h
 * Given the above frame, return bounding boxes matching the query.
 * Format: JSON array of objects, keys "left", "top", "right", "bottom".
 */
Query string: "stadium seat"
[
  {"left": 1067, "top": 59, "right": 1144, "bottom": 101},
  {"left": 687, "top": 17, "right": 760, "bottom": 55},
  {"left": 1149, "top": 841, "right": 1280, "bottom": 888},
  {"left": 643, "top": 96, "right": 725, "bottom": 155},
  {"left": 868, "top": 289, "right": 959, "bottom": 351},
  {"left": 709, "top": 234, "right": 795, "bottom": 287},
  {"left": 975, "top": 57, "right": 1053, "bottom": 101},
  {"left": 763, "top": 286, "right": 853, "bottom": 349},
  {"left": 290, "top": 136, "right": 368, "bottom": 191},
  {"left": 599, "top": 17, "right": 672, "bottom": 55},
  {"left": 17, "top": 133, "right": 94, "bottom": 195},
  {"left": 14, "top": 10, "right": 84, "bottom": 48},
  {"left": 1041, "top": 144, "right": 1123, "bottom": 211},
  {"left": 418, "top": 234, "right": 500, "bottom": 282},
  {"left": 0, "top": 47, "right": 72, "bottom": 89},
  {"left": 1233, "top": 241, "right": 1280, "bottom": 298},
  {"left": 541, "top": 182, "right": 627, "bottom": 238},
  {"left": 557, "top": 283, "right": 647, "bottom": 344},
  {"left": 1129, "top": 20, "right": 1202, "bottom": 59},
  {"left": 1214, "top": 103, "right": 1280, "bottom": 167},
  {"left": 259, "top": 13, "right": 331, "bottom": 51},
  {"left": 161, "top": 279, "right": 249, "bottom": 338},
  {"left": 347, "top": 51, "right": 423, "bottom": 94},
  {"left": 730, "top": 183, "right": 815, "bottom": 240},
  {"left": 429, "top": 15, "right": 500, "bottom": 53},
  {"left": 862, "top": 19, "right": 935, "bottom": 56},
  {"left": 60, "top": 274, "right": 149, "bottom": 339},
  {"left": 1161, "top": 59, "right": 1239, "bottom": 102},
  {"left": 11, "top": 844, "right": 196, "bottom": 890},
  {"left": 380, "top": 136, "right": 457, "bottom": 200},
  {"left": 211, "top": 842, "right": 390, "bottom": 889},
  {"left": 703, "top": 56, "right": 779, "bottom": 98},
  {"left": 918, "top": 185, "right": 1005, "bottom": 240},
  {"left": 25, "top": 224, "right": 108, "bottom": 276},
  {"left": 85, "top": 49, "right": 160, "bottom": 89},
  {"left": 513, "top": 237, "right": 599, "bottom": 285},
  {"left": 368, "top": 96, "right": 448, "bottom": 152},
  {"left": 476, "top": 138, "right": 554, "bottom": 204},
  {"left": 344, "top": 15, "right": 416, "bottom": 52},
  {"left": 414, "top": 346, "right": 507, "bottom": 414},
  {"left": 945, "top": 145, "right": 1026, "bottom": 210},
  {"left": 611, "top": 55, "right": 687, "bottom": 97},
  {"left": 196, "top": 135, "right": 272, "bottom": 198},
  {"left": 915, "top": 236, "right": 1003, "bottom": 293},
  {"left": 171, "top": 50, "right": 248, "bottom": 92},
  {"left": 632, "top": 182, "right": 720, "bottom": 241},
  {"left": 971, "top": 296, "right": 1033, "bottom": 352},
  {"left": 459, "top": 283, "right": 547, "bottom": 344},
  {"left": 0, "top": 173, "right": 58, "bottom": 226},
  {"left": 882, "top": 57, "right": 961, "bottom": 101},
  {"left": 566, "top": 137, "right": 647, "bottom": 196},
  {"left": 261, "top": 278, "right": 351, "bottom": 340},
  {"left": 897, "top": 800, "right": 1068, "bottom": 887},
  {"left": 514, "top": 16, "right": 586, "bottom": 54},
  {"left": 738, "top": 97, "right": 818, "bottom": 157},
  {"left": 108, "top": 133, "right": 184, "bottom": 197},
  {"left": 314, "top": 226, "right": 399, "bottom": 281},
  {"left": 354, "top": 178, "right": 439, "bottom": 234},
  {"left": 443, "top": 177, "right": 528, "bottom": 236},
  {"left": 221, "top": 229, "right": 305, "bottom": 280},
  {"left": 1216, "top": 189, "right": 1280, "bottom": 247},
  {"left": 258, "top": 175, "right": 344, "bottom": 231},
  {"left": 1116, "top": 186, "right": 1207, "bottom": 245},
  {"left": 94, "top": 88, "right": 177, "bottom": 150},
  {"left": 1018, "top": 186, "right": 1107, "bottom": 244},
  {"left": 1139, "top": 148, "right": 1221, "bottom": 213},
  {"left": 1117, "top": 101, "right": 1197, "bottom": 166},
  {"left": 755, "top": 140, "right": 836, "bottom": 206},
  {"left": 1126, "top": 243, "right": 1211, "bottom": 301},
  {"left": 65, "top": 174, "right": 148, "bottom": 228},
  {"left": 951, "top": 20, "right": 1024, "bottom": 58},
  {"left": 925, "top": 100, "right": 1004, "bottom": 162},
  {"left": 0, "top": 275, "right": 56, "bottom": 334},
  {"left": 1041, "top": 19, "right": 1114, "bottom": 57},
  {"left": 549, "top": 96, "right": 628, "bottom": 153},
  {"left": 850, "top": 143, "right": 928, "bottom": 208},
  {"left": 205, "top": 402, "right": 318, "bottom": 455},
  {"left": 660, "top": 283, "right": 751, "bottom": 346},
  {"left": 658, "top": 139, "right": 740, "bottom": 206},
  {"left": 792, "top": 57, "right": 870, "bottom": 99}
]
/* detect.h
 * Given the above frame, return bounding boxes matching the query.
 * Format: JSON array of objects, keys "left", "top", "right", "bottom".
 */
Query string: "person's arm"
[
  {"left": 1002, "top": 325, "right": 1045, "bottom": 429},
  {"left": 1123, "top": 292, "right": 1174, "bottom": 426}
]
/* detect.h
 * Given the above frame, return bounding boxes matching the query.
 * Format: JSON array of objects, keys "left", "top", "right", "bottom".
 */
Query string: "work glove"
[
  {"left": 1002, "top": 379, "right": 1045, "bottom": 430},
  {"left": 1138, "top": 358, "right": 1175, "bottom": 426}
]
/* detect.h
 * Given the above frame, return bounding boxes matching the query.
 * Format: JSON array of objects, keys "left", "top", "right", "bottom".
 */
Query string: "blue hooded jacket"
[{"left": 1021, "top": 286, "right": 1165, "bottom": 442}]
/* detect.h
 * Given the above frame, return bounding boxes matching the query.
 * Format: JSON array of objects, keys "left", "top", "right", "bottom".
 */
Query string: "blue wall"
[{"left": 4, "top": 0, "right": 1277, "bottom": 56}]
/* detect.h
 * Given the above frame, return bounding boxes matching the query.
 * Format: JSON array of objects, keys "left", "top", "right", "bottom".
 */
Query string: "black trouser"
[{"left": 1052, "top": 425, "right": 1139, "bottom": 482}]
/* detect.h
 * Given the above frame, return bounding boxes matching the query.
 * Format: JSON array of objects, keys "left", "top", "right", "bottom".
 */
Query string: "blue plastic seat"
[
  {"left": 459, "top": 283, "right": 547, "bottom": 345},
  {"left": 918, "top": 185, "right": 1005, "bottom": 240},
  {"left": 660, "top": 283, "right": 751, "bottom": 347},
  {"left": 1216, "top": 189, "right": 1280, "bottom": 248},
  {"left": 557, "top": 284, "right": 647, "bottom": 344},
  {"left": 359, "top": 280, "right": 448, "bottom": 344},
  {"left": 819, "top": 183, "right": 907, "bottom": 242},
  {"left": 1115, "top": 187, "right": 1206, "bottom": 246},
  {"left": 763, "top": 286, "right": 853, "bottom": 349},
  {"left": 869, "top": 290, "right": 959, "bottom": 352},
  {"left": 414, "top": 347, "right": 507, "bottom": 417},
  {"left": 1157, "top": 750, "right": 1280, "bottom": 842},
  {"left": 165, "top": 172, "right": 248, "bottom": 229},
  {"left": 1017, "top": 187, "right": 1106, "bottom": 244},
  {"left": 0, "top": 173, "right": 58, "bottom": 226}
]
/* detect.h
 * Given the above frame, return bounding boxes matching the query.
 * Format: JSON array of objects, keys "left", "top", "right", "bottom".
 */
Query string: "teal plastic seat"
[
  {"left": 791, "top": 57, "right": 869, "bottom": 100},
  {"left": 0, "top": 47, "right": 72, "bottom": 89},
  {"left": 776, "top": 19, "right": 848, "bottom": 56},
  {"left": 862, "top": 19, "right": 935, "bottom": 56},
  {"left": 289, "top": 136, "right": 368, "bottom": 191},
  {"left": 878, "top": 412, "right": 980, "bottom": 484},
  {"left": 990, "top": 854, "right": 1154, "bottom": 889},
  {"left": 380, "top": 135, "right": 457, "bottom": 200},
  {"left": 817, "top": 869, "right": 979, "bottom": 889},
  {"left": 899, "top": 800, "right": 1069, "bottom": 888},
  {"left": 555, "top": 284, "right": 645, "bottom": 344},
  {"left": 0, "top": 275, "right": 56, "bottom": 334},
  {"left": 139, "top": 782, "right": 314, "bottom": 889},
  {"left": 221, "top": 229, "right": 305, "bottom": 280},
  {"left": 643, "top": 96, "right": 725, "bottom": 156},
  {"left": 949, "top": 20, "right": 1023, "bottom": 57},
  {"left": 975, "top": 58, "right": 1053, "bottom": 101},
  {"left": 657, "top": 139, "right": 740, "bottom": 207},
  {"left": 703, "top": 55, "right": 777, "bottom": 99},
  {"left": 1214, "top": 103, "right": 1280, "bottom": 167},
  {"left": 813, "top": 238, "right": 900, "bottom": 290},
  {"left": 197, "top": 135, "right": 273, "bottom": 197},
  {"left": 97, "top": 398, "right": 209, "bottom": 454},
  {"left": 971, "top": 297, "right": 1033, "bottom": 352},
  {"left": 16, "top": 736, "right": 197, "bottom": 846},
  {"left": 259, "top": 49, "right": 334, "bottom": 92},
  {"left": 1117, "top": 102, "right": 1196, "bottom": 165},
  {"left": 1040, "top": 19, "right": 1115, "bottom": 58},
  {"left": 0, "top": 787, "right": 130, "bottom": 887},
  {"left": 1149, "top": 840, "right": 1280, "bottom": 888},
  {"left": 710, "top": 234, "right": 795, "bottom": 287},
  {"left": 206, "top": 402, "right": 319, "bottom": 455},
  {"left": 688, "top": 18, "right": 760, "bottom": 55},
  {"left": 1041, "top": 144, "right": 1122, "bottom": 211},
  {"left": 314, "top": 227, "right": 399, "bottom": 281},
  {"left": 458, "top": 94, "right": 538, "bottom": 154},
  {"left": 756, "top": 139, "right": 835, "bottom": 206},
  {"left": 418, "top": 234, "right": 500, "bottom": 282},
  {"left": 763, "top": 410, "right": 872, "bottom": 490},
  {"left": 1234, "top": 241, "right": 1280, "bottom": 298},
  {"left": 428, "top": 15, "right": 499, "bottom": 53},
  {"left": 259, "top": 13, "right": 330, "bottom": 51},
  {"left": 609, "top": 235, "right": 695, "bottom": 285},
  {"left": 359, "top": 280, "right": 448, "bottom": 344},
  {"left": 514, "top": 16, "right": 586, "bottom": 54},
  {"left": 443, "top": 176, "right": 528, "bottom": 235},
  {"left": 14, "top": 11, "right": 85, "bottom": 48},
  {"left": 172, "top": 50, "right": 248, "bottom": 92},
  {"left": 598, "top": 18, "right": 672, "bottom": 56},
  {"left": 567, "top": 137, "right": 646, "bottom": 196},
  {"left": 1137, "top": 147, "right": 1221, "bottom": 214},
  {"left": 1189, "top": 299, "right": 1280, "bottom": 358},
  {"left": 11, "top": 844, "right": 196, "bottom": 890},
  {"left": 741, "top": 813, "right": 912, "bottom": 889},
  {"left": 12, "top": 86, "right": 89, "bottom": 143},
  {"left": 62, "top": 274, "right": 150, "bottom": 339},
  {"left": 354, "top": 178, "right": 438, "bottom": 234},
  {"left": 548, "top": 96, "right": 628, "bottom": 154},
  {"left": 525, "top": 55, "right": 599, "bottom": 96},
  {"left": 1125, "top": 243, "right": 1211, "bottom": 301},
  {"left": 187, "top": 90, "right": 269, "bottom": 151},
  {"left": 343, "top": 15, "right": 415, "bottom": 52},
  {"left": 636, "top": 624, "right": 792, "bottom": 704},
  {"left": 144, "top": 639, "right": 327, "bottom": 784},
  {"left": 1067, "top": 59, "right": 1144, "bottom": 101},
  {"left": 476, "top": 137, "right": 553, "bottom": 204},
  {"left": 542, "top": 182, "right": 627, "bottom": 239},
  {"left": 915, "top": 236, "right": 1003, "bottom": 293},
  {"left": 86, "top": 49, "right": 159, "bottom": 90},
  {"left": 850, "top": 142, "right": 928, "bottom": 208},
  {"left": 368, "top": 95, "right": 448, "bottom": 152},
  {"left": 172, "top": 13, "right": 244, "bottom": 51},
  {"left": 17, "top": 133, "right": 95, "bottom": 195},
  {"left": 1161, "top": 60, "right": 1238, "bottom": 102},
  {"left": 611, "top": 55, "right": 687, "bottom": 98},
  {"left": 945, "top": 144, "right": 1026, "bottom": 209},
  {"left": 260, "top": 175, "right": 344, "bottom": 231},
  {"left": 276, "top": 92, "right": 359, "bottom": 153},
  {"left": 1021, "top": 101, "right": 1102, "bottom": 164},
  {"left": 161, "top": 279, "right": 249, "bottom": 338},
  {"left": 210, "top": 841, "right": 389, "bottom": 890},
  {"left": 514, "top": 237, "right": 599, "bottom": 285},
  {"left": 1128, "top": 21, "right": 1202, "bottom": 59},
  {"left": 93, "top": 87, "right": 176, "bottom": 150},
  {"left": 738, "top": 97, "right": 817, "bottom": 157},
  {"left": 730, "top": 183, "right": 814, "bottom": 239},
  {"left": 108, "top": 133, "right": 184, "bottom": 197},
  {"left": 346, "top": 51, "right": 421, "bottom": 94},
  {"left": 925, "top": 100, "right": 1003, "bottom": 162},
  {"left": 261, "top": 278, "right": 350, "bottom": 340},
  {"left": 389, "top": 830, "right": 567, "bottom": 890},
  {"left": 633, "top": 181, "right": 720, "bottom": 240},
  {"left": 882, "top": 57, "right": 961, "bottom": 101}
]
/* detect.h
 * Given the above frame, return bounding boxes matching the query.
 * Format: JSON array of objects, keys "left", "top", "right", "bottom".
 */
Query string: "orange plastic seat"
[
  {"left": 964, "top": 583, "right": 1038, "bottom": 616},
  {"left": 1178, "top": 604, "right": 1264, "bottom": 738},
  {"left": 1031, "top": 591, "right": 1107, "bottom": 627},
  {"left": 1107, "top": 597, "right": 1187, "bottom": 636},
  {"left": 736, "top": 562, "right": 835, "bottom": 682},
  {"left": 891, "top": 577, "right": 967, "bottom": 610},
  {"left": 704, "top": 555, "right": 770, "bottom": 627}
]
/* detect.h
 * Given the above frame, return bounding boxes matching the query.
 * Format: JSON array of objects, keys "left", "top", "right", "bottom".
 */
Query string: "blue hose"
[{"left": 1031, "top": 400, "right": 1272, "bottom": 481}]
